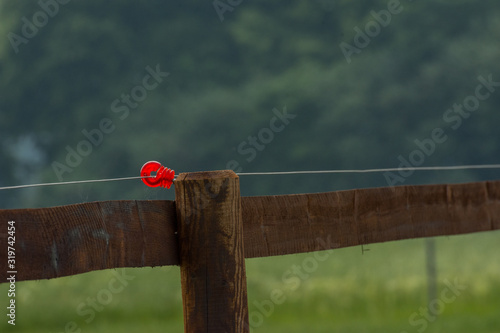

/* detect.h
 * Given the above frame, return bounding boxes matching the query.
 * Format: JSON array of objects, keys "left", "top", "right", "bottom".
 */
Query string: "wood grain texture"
[
  {"left": 0, "top": 200, "right": 178, "bottom": 282},
  {"left": 241, "top": 180, "right": 500, "bottom": 258},
  {"left": 175, "top": 171, "right": 249, "bottom": 333},
  {"left": 1, "top": 180, "right": 500, "bottom": 283}
]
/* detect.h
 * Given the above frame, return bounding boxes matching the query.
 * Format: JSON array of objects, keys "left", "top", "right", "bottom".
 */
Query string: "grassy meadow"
[{"left": 1, "top": 230, "right": 499, "bottom": 333}]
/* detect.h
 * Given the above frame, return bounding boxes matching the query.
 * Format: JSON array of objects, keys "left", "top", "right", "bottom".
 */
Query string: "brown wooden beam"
[
  {"left": 0, "top": 200, "right": 178, "bottom": 282},
  {"left": 241, "top": 180, "right": 500, "bottom": 258},
  {"left": 2, "top": 179, "right": 500, "bottom": 283},
  {"left": 175, "top": 171, "right": 249, "bottom": 333}
]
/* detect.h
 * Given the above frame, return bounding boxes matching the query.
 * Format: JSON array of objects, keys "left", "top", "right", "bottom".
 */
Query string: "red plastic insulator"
[{"left": 140, "top": 161, "right": 175, "bottom": 189}]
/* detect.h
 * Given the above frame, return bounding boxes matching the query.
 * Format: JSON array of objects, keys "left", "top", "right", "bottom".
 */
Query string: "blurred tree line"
[{"left": 1, "top": 0, "right": 500, "bottom": 208}]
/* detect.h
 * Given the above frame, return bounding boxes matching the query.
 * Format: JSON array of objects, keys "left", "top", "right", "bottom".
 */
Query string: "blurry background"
[{"left": 0, "top": 0, "right": 499, "bottom": 332}]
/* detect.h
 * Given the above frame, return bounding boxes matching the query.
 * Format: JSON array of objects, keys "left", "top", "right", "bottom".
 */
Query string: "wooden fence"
[{"left": 1, "top": 170, "right": 500, "bottom": 332}]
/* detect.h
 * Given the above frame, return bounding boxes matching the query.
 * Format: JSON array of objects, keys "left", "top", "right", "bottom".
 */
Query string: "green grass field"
[{"left": 1, "top": 230, "right": 499, "bottom": 333}]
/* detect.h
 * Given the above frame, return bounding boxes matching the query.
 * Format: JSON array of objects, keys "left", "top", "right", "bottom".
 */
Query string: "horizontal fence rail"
[
  {"left": 242, "top": 180, "right": 500, "bottom": 258},
  {"left": 1, "top": 179, "right": 500, "bottom": 282},
  {"left": 0, "top": 200, "right": 179, "bottom": 282}
]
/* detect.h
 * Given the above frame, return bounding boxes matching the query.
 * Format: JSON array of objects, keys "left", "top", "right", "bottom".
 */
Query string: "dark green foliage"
[{"left": 1, "top": 0, "right": 500, "bottom": 205}]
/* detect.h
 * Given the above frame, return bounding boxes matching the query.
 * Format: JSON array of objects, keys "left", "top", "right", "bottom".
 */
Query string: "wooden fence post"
[{"left": 175, "top": 170, "right": 249, "bottom": 333}]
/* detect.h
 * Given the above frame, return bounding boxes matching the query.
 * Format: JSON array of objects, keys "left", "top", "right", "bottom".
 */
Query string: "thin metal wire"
[
  {"left": 0, "top": 176, "right": 159, "bottom": 191},
  {"left": 235, "top": 164, "right": 500, "bottom": 176},
  {"left": 0, "top": 164, "right": 499, "bottom": 191}
]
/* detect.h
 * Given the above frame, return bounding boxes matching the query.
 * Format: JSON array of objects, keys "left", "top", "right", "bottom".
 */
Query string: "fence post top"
[{"left": 176, "top": 170, "right": 238, "bottom": 181}]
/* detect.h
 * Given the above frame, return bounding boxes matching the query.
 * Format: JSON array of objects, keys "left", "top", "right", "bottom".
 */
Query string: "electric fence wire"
[{"left": 1, "top": 164, "right": 500, "bottom": 191}]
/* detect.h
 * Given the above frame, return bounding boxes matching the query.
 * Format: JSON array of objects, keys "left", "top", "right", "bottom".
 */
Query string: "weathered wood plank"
[
  {"left": 175, "top": 171, "right": 249, "bottom": 333},
  {"left": 241, "top": 180, "right": 500, "bottom": 258},
  {"left": 2, "top": 180, "right": 500, "bottom": 283},
  {"left": 0, "top": 200, "right": 178, "bottom": 282}
]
